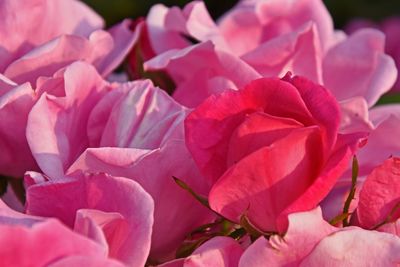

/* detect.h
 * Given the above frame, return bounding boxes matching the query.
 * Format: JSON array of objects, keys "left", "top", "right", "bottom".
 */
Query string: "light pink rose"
[
  {"left": 0, "top": 61, "right": 111, "bottom": 177},
  {"left": 239, "top": 207, "right": 400, "bottom": 266},
  {"left": 0, "top": 0, "right": 138, "bottom": 178},
  {"left": 0, "top": 0, "right": 137, "bottom": 85},
  {"left": 131, "top": 0, "right": 396, "bottom": 107},
  {"left": 26, "top": 77, "right": 214, "bottom": 261},
  {"left": 185, "top": 74, "right": 364, "bottom": 233},
  {"left": 0, "top": 199, "right": 125, "bottom": 267},
  {"left": 25, "top": 171, "right": 154, "bottom": 267}
]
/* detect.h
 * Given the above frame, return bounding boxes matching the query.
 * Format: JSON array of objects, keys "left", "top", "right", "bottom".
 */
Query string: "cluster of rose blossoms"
[{"left": 1, "top": 0, "right": 400, "bottom": 266}]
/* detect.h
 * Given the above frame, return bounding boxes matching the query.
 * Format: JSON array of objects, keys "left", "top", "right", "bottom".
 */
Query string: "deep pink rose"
[
  {"left": 185, "top": 74, "right": 363, "bottom": 233},
  {"left": 239, "top": 207, "right": 400, "bottom": 266}
]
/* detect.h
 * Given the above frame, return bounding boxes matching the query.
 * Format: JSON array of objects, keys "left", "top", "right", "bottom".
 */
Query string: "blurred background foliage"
[{"left": 82, "top": 0, "right": 400, "bottom": 28}]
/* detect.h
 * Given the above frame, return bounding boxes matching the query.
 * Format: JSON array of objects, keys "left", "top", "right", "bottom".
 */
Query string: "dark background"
[{"left": 82, "top": 0, "right": 400, "bottom": 28}]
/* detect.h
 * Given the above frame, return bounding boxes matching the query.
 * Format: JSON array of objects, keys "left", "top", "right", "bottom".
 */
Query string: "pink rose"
[
  {"left": 0, "top": 0, "right": 138, "bottom": 178},
  {"left": 131, "top": 0, "right": 396, "bottom": 107},
  {"left": 185, "top": 73, "right": 363, "bottom": 233},
  {"left": 0, "top": 62, "right": 111, "bottom": 177},
  {"left": 0, "top": 0, "right": 137, "bottom": 85},
  {"left": 239, "top": 207, "right": 400, "bottom": 266},
  {"left": 26, "top": 73, "right": 214, "bottom": 261}
]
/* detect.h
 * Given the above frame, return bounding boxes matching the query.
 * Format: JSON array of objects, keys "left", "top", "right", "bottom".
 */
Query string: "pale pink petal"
[
  {"left": 0, "top": 219, "right": 107, "bottom": 267},
  {"left": 26, "top": 171, "right": 154, "bottom": 266},
  {"left": 26, "top": 61, "right": 110, "bottom": 178},
  {"left": 159, "top": 237, "right": 243, "bottom": 267},
  {"left": 339, "top": 97, "right": 373, "bottom": 134},
  {"left": 356, "top": 114, "right": 400, "bottom": 176},
  {"left": 218, "top": 0, "right": 333, "bottom": 55},
  {"left": 144, "top": 41, "right": 260, "bottom": 107},
  {"left": 67, "top": 141, "right": 213, "bottom": 260},
  {"left": 239, "top": 207, "right": 336, "bottom": 267},
  {"left": 87, "top": 80, "right": 187, "bottom": 149},
  {"left": 242, "top": 22, "right": 323, "bottom": 84},
  {"left": 74, "top": 209, "right": 118, "bottom": 251},
  {"left": 4, "top": 35, "right": 95, "bottom": 85},
  {"left": 369, "top": 104, "right": 400, "bottom": 125},
  {"left": 0, "top": 0, "right": 103, "bottom": 72},
  {"left": 184, "top": 237, "right": 243, "bottom": 267},
  {"left": 299, "top": 228, "right": 400, "bottom": 266},
  {"left": 96, "top": 19, "right": 138, "bottom": 77},
  {"left": 146, "top": 4, "right": 189, "bottom": 54},
  {"left": 323, "top": 29, "right": 397, "bottom": 106},
  {"left": 5, "top": 20, "right": 135, "bottom": 85}
]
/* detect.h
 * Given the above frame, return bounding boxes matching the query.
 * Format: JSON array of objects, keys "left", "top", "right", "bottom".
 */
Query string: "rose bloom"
[
  {"left": 131, "top": 0, "right": 397, "bottom": 108},
  {"left": 25, "top": 62, "right": 213, "bottom": 261},
  {"left": 185, "top": 73, "right": 364, "bottom": 233},
  {"left": 0, "top": 0, "right": 136, "bottom": 178}
]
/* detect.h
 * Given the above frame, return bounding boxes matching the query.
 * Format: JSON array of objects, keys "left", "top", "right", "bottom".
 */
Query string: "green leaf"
[
  {"left": 329, "top": 212, "right": 351, "bottom": 226},
  {"left": 173, "top": 176, "right": 210, "bottom": 209},
  {"left": 342, "top": 156, "right": 359, "bottom": 226},
  {"left": 228, "top": 227, "right": 247, "bottom": 240},
  {"left": 377, "top": 93, "right": 400, "bottom": 105}
]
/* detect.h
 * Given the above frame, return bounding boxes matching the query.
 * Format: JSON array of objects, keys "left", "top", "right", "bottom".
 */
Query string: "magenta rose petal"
[
  {"left": 210, "top": 126, "right": 324, "bottom": 232},
  {"left": 356, "top": 158, "right": 400, "bottom": 229}
]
